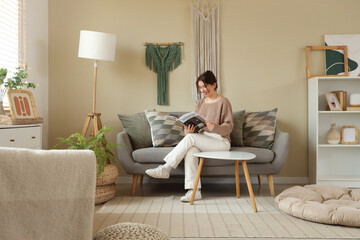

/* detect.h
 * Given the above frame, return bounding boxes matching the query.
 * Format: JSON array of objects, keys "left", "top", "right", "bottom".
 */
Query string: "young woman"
[{"left": 146, "top": 70, "right": 233, "bottom": 202}]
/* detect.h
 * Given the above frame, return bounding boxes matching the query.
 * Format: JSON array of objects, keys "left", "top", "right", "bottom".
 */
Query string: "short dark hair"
[{"left": 196, "top": 70, "right": 217, "bottom": 92}]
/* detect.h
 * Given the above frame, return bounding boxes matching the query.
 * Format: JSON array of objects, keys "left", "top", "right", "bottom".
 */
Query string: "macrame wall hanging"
[
  {"left": 191, "top": 0, "right": 220, "bottom": 102},
  {"left": 145, "top": 42, "right": 183, "bottom": 105}
]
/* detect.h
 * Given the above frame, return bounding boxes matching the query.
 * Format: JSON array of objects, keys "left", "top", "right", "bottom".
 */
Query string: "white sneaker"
[
  {"left": 145, "top": 165, "right": 170, "bottom": 179},
  {"left": 180, "top": 189, "right": 202, "bottom": 202}
]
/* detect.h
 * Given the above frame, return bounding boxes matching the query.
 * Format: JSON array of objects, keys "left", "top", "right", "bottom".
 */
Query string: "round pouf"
[{"left": 93, "top": 222, "right": 170, "bottom": 240}]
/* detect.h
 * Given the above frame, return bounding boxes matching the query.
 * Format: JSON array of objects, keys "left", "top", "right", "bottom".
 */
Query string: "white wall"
[{"left": 27, "top": 0, "right": 48, "bottom": 148}]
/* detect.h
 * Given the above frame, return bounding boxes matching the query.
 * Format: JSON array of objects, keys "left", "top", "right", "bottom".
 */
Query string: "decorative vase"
[
  {"left": 0, "top": 101, "right": 5, "bottom": 115},
  {"left": 327, "top": 123, "right": 341, "bottom": 144},
  {"left": 95, "top": 164, "right": 119, "bottom": 204}
]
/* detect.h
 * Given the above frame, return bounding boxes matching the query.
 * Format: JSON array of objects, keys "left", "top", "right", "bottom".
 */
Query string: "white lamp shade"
[{"left": 78, "top": 30, "right": 116, "bottom": 61}]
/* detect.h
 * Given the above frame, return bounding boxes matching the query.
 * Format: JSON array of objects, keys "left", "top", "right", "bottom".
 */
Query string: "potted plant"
[
  {"left": 55, "top": 126, "right": 119, "bottom": 204},
  {"left": 0, "top": 66, "right": 37, "bottom": 115}
]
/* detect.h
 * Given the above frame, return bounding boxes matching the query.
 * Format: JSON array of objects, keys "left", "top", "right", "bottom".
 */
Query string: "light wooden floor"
[{"left": 95, "top": 182, "right": 298, "bottom": 212}]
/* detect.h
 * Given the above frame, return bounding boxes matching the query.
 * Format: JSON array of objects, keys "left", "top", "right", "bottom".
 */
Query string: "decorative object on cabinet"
[
  {"left": 305, "top": 46, "right": 349, "bottom": 78},
  {"left": 326, "top": 123, "right": 341, "bottom": 144},
  {"left": 7, "top": 89, "right": 38, "bottom": 118},
  {"left": 191, "top": 0, "right": 220, "bottom": 103},
  {"left": 78, "top": 30, "right": 116, "bottom": 137},
  {"left": 332, "top": 90, "right": 347, "bottom": 110},
  {"left": 145, "top": 42, "right": 183, "bottom": 105},
  {"left": 308, "top": 76, "right": 360, "bottom": 188},
  {"left": 341, "top": 126, "right": 358, "bottom": 144},
  {"left": 325, "top": 92, "right": 342, "bottom": 111},
  {"left": 325, "top": 34, "right": 360, "bottom": 77}
]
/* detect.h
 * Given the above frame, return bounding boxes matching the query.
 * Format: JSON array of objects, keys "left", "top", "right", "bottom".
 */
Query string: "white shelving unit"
[{"left": 308, "top": 76, "right": 360, "bottom": 188}]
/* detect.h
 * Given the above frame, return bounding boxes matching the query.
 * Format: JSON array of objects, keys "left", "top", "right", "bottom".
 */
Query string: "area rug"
[{"left": 94, "top": 196, "right": 360, "bottom": 239}]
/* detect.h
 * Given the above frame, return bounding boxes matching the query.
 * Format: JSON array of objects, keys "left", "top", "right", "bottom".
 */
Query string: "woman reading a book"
[{"left": 146, "top": 70, "right": 234, "bottom": 202}]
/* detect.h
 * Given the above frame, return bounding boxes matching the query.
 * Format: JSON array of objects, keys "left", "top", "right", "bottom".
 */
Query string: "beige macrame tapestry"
[{"left": 191, "top": 0, "right": 220, "bottom": 102}]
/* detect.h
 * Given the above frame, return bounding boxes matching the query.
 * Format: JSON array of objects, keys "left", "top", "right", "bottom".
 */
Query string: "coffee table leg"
[
  {"left": 235, "top": 160, "right": 240, "bottom": 198},
  {"left": 241, "top": 160, "right": 257, "bottom": 212},
  {"left": 190, "top": 157, "right": 204, "bottom": 205}
]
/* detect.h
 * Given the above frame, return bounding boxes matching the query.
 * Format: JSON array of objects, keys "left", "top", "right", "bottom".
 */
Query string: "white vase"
[{"left": 327, "top": 123, "right": 340, "bottom": 144}]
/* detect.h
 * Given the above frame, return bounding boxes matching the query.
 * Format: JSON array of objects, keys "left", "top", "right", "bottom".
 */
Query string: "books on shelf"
[{"left": 170, "top": 112, "right": 206, "bottom": 133}]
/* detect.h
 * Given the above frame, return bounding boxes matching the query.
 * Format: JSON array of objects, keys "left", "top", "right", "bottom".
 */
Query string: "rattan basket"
[
  {"left": 96, "top": 164, "right": 119, "bottom": 186},
  {"left": 95, "top": 164, "right": 119, "bottom": 204},
  {"left": 95, "top": 183, "right": 116, "bottom": 204}
]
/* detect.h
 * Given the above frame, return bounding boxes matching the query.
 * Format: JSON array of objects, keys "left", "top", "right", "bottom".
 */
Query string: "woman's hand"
[
  {"left": 184, "top": 124, "right": 195, "bottom": 134},
  {"left": 205, "top": 120, "right": 215, "bottom": 131}
]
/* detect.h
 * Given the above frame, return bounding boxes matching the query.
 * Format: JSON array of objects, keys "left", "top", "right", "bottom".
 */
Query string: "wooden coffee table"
[{"left": 191, "top": 151, "right": 257, "bottom": 212}]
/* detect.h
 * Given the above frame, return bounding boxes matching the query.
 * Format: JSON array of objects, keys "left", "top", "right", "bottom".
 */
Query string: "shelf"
[
  {"left": 319, "top": 111, "right": 360, "bottom": 114},
  {"left": 318, "top": 175, "right": 360, "bottom": 181},
  {"left": 318, "top": 144, "right": 360, "bottom": 148}
]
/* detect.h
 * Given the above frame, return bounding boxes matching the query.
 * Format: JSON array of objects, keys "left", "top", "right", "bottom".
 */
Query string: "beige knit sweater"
[{"left": 195, "top": 96, "right": 234, "bottom": 141}]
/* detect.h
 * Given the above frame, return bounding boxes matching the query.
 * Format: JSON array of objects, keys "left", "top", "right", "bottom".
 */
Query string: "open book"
[{"left": 170, "top": 112, "right": 206, "bottom": 133}]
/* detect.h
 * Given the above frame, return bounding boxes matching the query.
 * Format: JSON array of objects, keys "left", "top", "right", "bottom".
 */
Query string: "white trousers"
[{"left": 163, "top": 132, "right": 230, "bottom": 189}]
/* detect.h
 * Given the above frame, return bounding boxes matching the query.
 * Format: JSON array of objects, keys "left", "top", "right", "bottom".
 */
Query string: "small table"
[{"left": 191, "top": 151, "right": 257, "bottom": 212}]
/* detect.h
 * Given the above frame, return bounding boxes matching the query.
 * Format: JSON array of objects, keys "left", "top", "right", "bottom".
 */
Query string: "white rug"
[{"left": 94, "top": 196, "right": 360, "bottom": 239}]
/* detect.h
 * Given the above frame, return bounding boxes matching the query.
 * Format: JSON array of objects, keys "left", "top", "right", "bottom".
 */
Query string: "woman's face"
[{"left": 198, "top": 81, "right": 216, "bottom": 97}]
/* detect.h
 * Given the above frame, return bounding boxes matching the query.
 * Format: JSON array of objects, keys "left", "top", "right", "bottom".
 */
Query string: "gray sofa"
[{"left": 117, "top": 112, "right": 290, "bottom": 196}]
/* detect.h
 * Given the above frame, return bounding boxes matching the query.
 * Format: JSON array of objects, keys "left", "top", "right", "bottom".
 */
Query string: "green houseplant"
[
  {"left": 54, "top": 126, "right": 116, "bottom": 175},
  {"left": 55, "top": 126, "right": 119, "bottom": 204},
  {"left": 0, "top": 66, "right": 37, "bottom": 115}
]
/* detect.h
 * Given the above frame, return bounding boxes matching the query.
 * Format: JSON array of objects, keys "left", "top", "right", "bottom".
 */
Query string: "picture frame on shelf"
[
  {"left": 325, "top": 93, "right": 342, "bottom": 111},
  {"left": 7, "top": 89, "right": 38, "bottom": 119},
  {"left": 341, "top": 126, "right": 358, "bottom": 144}
]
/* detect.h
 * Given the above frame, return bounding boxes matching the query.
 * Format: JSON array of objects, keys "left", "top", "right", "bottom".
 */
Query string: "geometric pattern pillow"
[
  {"left": 144, "top": 110, "right": 185, "bottom": 147},
  {"left": 243, "top": 108, "right": 278, "bottom": 149}
]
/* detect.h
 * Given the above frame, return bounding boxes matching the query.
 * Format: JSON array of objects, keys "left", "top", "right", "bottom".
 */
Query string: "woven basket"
[
  {"left": 96, "top": 164, "right": 119, "bottom": 186},
  {"left": 95, "top": 164, "right": 119, "bottom": 204},
  {"left": 95, "top": 183, "right": 116, "bottom": 204}
]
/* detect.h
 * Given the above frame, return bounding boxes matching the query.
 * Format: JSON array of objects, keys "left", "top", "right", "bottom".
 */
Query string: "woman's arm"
[{"left": 209, "top": 100, "right": 234, "bottom": 135}]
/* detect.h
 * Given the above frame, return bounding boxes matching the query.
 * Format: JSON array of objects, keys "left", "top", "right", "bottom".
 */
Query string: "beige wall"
[
  {"left": 28, "top": 0, "right": 48, "bottom": 148},
  {"left": 49, "top": 0, "right": 360, "bottom": 178}
]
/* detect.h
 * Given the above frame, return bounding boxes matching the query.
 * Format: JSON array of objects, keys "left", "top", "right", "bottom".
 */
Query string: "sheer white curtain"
[
  {"left": 191, "top": 0, "right": 220, "bottom": 103},
  {"left": 0, "top": 0, "right": 26, "bottom": 104}
]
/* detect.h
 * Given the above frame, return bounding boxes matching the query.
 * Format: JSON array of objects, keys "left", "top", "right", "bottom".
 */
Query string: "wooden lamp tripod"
[{"left": 78, "top": 30, "right": 116, "bottom": 137}]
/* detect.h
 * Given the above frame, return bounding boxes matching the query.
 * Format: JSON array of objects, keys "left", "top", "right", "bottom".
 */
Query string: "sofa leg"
[
  {"left": 139, "top": 175, "right": 144, "bottom": 185},
  {"left": 267, "top": 175, "right": 275, "bottom": 196},
  {"left": 257, "top": 175, "right": 262, "bottom": 185},
  {"left": 131, "top": 175, "right": 139, "bottom": 196}
]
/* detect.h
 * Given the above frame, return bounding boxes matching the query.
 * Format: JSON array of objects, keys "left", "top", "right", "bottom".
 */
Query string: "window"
[{"left": 0, "top": 0, "right": 26, "bottom": 105}]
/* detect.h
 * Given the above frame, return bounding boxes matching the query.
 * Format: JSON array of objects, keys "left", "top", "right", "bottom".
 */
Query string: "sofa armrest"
[
  {"left": 270, "top": 128, "right": 290, "bottom": 174},
  {"left": 117, "top": 130, "right": 135, "bottom": 174}
]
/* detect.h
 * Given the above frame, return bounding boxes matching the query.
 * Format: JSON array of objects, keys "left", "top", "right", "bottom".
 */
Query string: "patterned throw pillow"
[
  {"left": 144, "top": 110, "right": 185, "bottom": 147},
  {"left": 243, "top": 108, "right": 278, "bottom": 149}
]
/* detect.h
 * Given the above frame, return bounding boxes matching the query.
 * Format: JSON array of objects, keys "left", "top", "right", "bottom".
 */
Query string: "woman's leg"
[
  {"left": 164, "top": 133, "right": 230, "bottom": 168},
  {"left": 184, "top": 147, "right": 201, "bottom": 189}
]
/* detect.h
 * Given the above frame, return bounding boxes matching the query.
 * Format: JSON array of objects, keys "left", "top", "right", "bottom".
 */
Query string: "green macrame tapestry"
[{"left": 145, "top": 42, "right": 183, "bottom": 105}]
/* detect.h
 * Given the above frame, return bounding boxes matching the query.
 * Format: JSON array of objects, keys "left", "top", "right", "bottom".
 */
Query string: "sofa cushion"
[
  {"left": 145, "top": 110, "right": 185, "bottom": 147},
  {"left": 118, "top": 112, "right": 152, "bottom": 150},
  {"left": 243, "top": 108, "right": 278, "bottom": 149},
  {"left": 133, "top": 147, "right": 274, "bottom": 166},
  {"left": 230, "top": 147, "right": 274, "bottom": 163},
  {"left": 230, "top": 110, "right": 245, "bottom": 147}
]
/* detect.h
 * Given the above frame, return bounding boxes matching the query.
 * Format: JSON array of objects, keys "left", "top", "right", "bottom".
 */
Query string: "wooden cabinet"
[
  {"left": 0, "top": 124, "right": 42, "bottom": 149},
  {"left": 308, "top": 77, "right": 360, "bottom": 188}
]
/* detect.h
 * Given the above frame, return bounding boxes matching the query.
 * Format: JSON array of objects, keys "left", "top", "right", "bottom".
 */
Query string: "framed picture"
[
  {"left": 325, "top": 93, "right": 342, "bottom": 111},
  {"left": 7, "top": 89, "right": 38, "bottom": 119},
  {"left": 341, "top": 126, "right": 358, "bottom": 144}
]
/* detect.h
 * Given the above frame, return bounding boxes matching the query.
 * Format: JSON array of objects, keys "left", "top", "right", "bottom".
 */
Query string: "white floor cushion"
[{"left": 275, "top": 184, "right": 360, "bottom": 227}]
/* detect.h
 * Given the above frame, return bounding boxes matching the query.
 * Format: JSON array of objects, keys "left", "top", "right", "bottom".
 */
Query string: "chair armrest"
[
  {"left": 270, "top": 128, "right": 290, "bottom": 174},
  {"left": 117, "top": 130, "right": 135, "bottom": 174}
]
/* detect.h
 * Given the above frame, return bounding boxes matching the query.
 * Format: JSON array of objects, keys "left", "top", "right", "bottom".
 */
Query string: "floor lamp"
[{"left": 78, "top": 30, "right": 116, "bottom": 137}]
